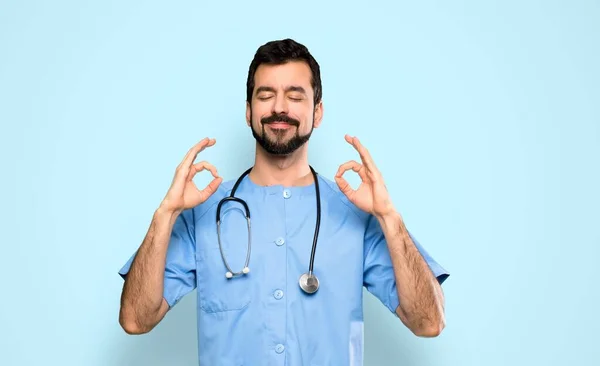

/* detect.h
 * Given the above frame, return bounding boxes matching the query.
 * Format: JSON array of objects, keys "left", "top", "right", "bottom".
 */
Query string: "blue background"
[{"left": 1, "top": 0, "right": 599, "bottom": 365}]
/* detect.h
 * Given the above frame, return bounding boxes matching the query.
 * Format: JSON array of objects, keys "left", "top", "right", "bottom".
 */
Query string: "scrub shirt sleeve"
[
  {"left": 118, "top": 208, "right": 197, "bottom": 308},
  {"left": 362, "top": 214, "right": 450, "bottom": 314}
]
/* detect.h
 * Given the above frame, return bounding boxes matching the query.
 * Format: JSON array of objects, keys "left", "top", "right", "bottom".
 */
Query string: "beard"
[{"left": 250, "top": 112, "right": 313, "bottom": 155}]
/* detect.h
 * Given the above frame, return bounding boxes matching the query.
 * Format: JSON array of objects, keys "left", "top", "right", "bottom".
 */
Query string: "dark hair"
[{"left": 246, "top": 38, "right": 322, "bottom": 106}]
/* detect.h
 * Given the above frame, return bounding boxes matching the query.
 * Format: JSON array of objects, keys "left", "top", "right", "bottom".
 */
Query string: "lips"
[
  {"left": 267, "top": 122, "right": 293, "bottom": 129},
  {"left": 261, "top": 113, "right": 300, "bottom": 127}
]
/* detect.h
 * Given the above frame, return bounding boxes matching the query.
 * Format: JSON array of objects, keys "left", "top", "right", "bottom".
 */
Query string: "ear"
[
  {"left": 313, "top": 101, "right": 324, "bottom": 128},
  {"left": 246, "top": 101, "right": 251, "bottom": 127}
]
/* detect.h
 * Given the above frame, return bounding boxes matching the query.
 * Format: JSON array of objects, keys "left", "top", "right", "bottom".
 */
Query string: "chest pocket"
[{"left": 196, "top": 205, "right": 254, "bottom": 313}]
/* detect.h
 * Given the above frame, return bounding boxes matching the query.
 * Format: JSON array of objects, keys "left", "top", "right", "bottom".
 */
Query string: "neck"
[{"left": 249, "top": 143, "right": 314, "bottom": 187}]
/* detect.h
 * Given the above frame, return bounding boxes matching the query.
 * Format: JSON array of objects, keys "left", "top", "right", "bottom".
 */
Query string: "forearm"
[
  {"left": 119, "top": 207, "right": 178, "bottom": 333},
  {"left": 376, "top": 211, "right": 445, "bottom": 337}
]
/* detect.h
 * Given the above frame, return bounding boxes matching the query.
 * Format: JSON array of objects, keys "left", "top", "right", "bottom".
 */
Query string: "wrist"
[
  {"left": 375, "top": 210, "right": 406, "bottom": 234},
  {"left": 375, "top": 209, "right": 401, "bottom": 223},
  {"left": 155, "top": 204, "right": 181, "bottom": 222}
]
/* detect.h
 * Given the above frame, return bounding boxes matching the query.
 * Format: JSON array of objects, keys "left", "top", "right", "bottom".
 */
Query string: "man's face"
[{"left": 246, "top": 61, "right": 323, "bottom": 155}]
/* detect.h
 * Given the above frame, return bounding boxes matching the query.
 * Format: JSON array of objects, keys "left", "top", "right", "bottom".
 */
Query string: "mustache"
[{"left": 261, "top": 113, "right": 300, "bottom": 126}]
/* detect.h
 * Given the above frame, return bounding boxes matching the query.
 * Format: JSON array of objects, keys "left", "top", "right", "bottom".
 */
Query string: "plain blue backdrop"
[{"left": 1, "top": 0, "right": 599, "bottom": 365}]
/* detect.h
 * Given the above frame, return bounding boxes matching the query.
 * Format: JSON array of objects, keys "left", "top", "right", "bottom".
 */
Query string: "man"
[{"left": 118, "top": 38, "right": 450, "bottom": 365}]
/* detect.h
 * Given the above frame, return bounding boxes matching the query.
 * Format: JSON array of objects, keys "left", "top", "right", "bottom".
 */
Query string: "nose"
[{"left": 272, "top": 93, "right": 288, "bottom": 115}]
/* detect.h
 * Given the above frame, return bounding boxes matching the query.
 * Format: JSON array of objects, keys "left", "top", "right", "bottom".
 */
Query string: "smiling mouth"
[{"left": 266, "top": 121, "right": 295, "bottom": 129}]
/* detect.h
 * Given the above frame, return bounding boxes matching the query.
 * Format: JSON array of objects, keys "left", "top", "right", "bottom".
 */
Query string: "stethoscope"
[{"left": 215, "top": 166, "right": 322, "bottom": 294}]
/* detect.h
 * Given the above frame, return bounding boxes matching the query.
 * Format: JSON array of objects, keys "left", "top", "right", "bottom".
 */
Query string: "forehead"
[{"left": 253, "top": 61, "right": 313, "bottom": 91}]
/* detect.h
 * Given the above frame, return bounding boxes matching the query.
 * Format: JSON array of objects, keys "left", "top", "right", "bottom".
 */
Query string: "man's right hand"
[{"left": 159, "top": 137, "right": 222, "bottom": 215}]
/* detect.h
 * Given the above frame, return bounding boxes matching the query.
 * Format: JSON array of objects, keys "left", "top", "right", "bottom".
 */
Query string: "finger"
[
  {"left": 179, "top": 138, "right": 216, "bottom": 170},
  {"left": 188, "top": 161, "right": 222, "bottom": 202},
  {"left": 334, "top": 174, "right": 356, "bottom": 200},
  {"left": 336, "top": 160, "right": 368, "bottom": 182},
  {"left": 344, "top": 135, "right": 382, "bottom": 181},
  {"left": 187, "top": 161, "right": 219, "bottom": 181},
  {"left": 344, "top": 135, "right": 373, "bottom": 167},
  {"left": 200, "top": 176, "right": 223, "bottom": 200},
  {"left": 181, "top": 138, "right": 209, "bottom": 167},
  {"left": 345, "top": 135, "right": 377, "bottom": 170}
]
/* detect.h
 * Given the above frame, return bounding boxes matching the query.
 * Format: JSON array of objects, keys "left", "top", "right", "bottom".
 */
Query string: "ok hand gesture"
[
  {"left": 160, "top": 138, "right": 222, "bottom": 214},
  {"left": 335, "top": 135, "right": 395, "bottom": 218}
]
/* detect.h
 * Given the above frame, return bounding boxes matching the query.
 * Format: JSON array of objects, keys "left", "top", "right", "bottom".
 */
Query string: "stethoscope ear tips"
[{"left": 225, "top": 267, "right": 250, "bottom": 279}]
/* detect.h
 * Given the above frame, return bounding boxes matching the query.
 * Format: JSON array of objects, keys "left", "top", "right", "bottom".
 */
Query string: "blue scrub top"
[{"left": 119, "top": 173, "right": 449, "bottom": 366}]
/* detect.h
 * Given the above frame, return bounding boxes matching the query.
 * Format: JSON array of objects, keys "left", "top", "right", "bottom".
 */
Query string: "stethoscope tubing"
[{"left": 216, "top": 166, "right": 321, "bottom": 293}]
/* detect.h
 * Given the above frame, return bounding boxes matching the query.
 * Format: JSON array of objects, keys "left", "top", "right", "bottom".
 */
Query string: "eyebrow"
[{"left": 255, "top": 85, "right": 307, "bottom": 94}]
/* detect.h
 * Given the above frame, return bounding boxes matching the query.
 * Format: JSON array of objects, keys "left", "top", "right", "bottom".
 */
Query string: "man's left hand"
[{"left": 335, "top": 135, "right": 396, "bottom": 218}]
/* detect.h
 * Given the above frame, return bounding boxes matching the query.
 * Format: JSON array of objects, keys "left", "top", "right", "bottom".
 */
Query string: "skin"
[
  {"left": 335, "top": 136, "right": 446, "bottom": 337},
  {"left": 245, "top": 61, "right": 323, "bottom": 187},
  {"left": 119, "top": 139, "right": 222, "bottom": 334},
  {"left": 119, "top": 60, "right": 445, "bottom": 337}
]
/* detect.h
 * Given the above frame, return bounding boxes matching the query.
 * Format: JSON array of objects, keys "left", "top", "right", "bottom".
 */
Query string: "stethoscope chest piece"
[{"left": 299, "top": 272, "right": 319, "bottom": 294}]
